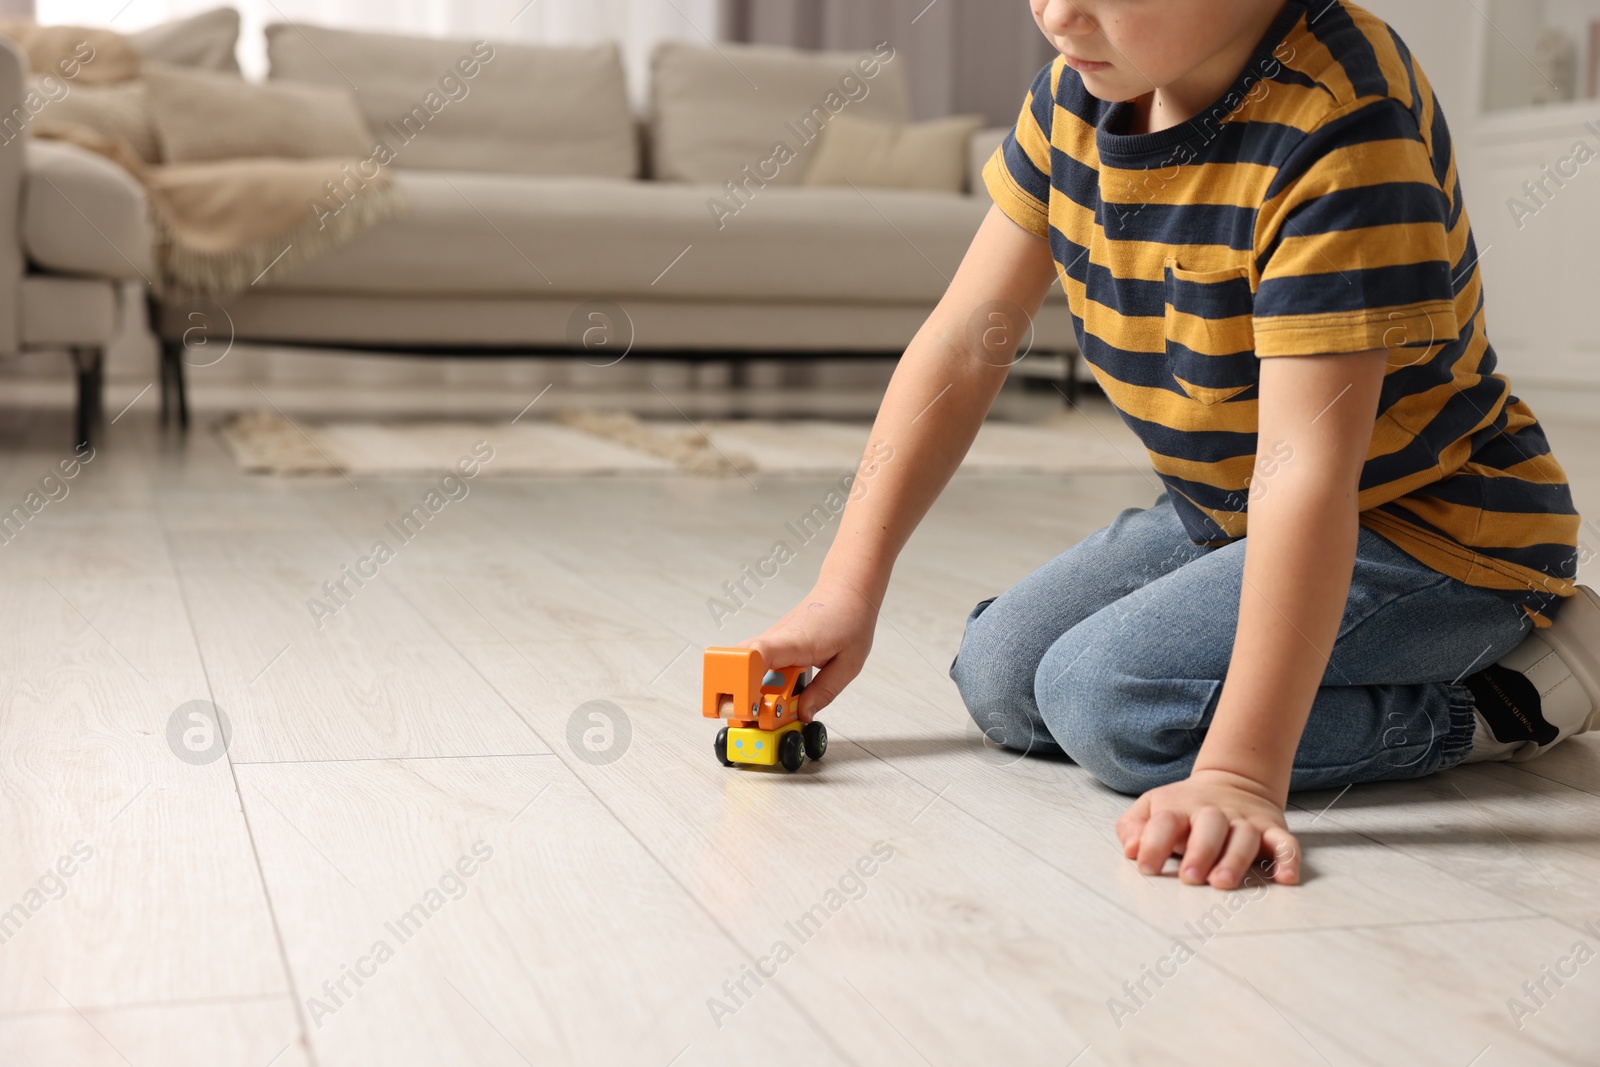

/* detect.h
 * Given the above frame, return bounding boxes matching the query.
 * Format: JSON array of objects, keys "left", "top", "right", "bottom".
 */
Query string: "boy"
[{"left": 743, "top": 0, "right": 1599, "bottom": 889}]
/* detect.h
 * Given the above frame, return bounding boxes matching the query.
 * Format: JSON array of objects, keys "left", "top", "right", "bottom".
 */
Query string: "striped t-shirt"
[{"left": 985, "top": 0, "right": 1580, "bottom": 627}]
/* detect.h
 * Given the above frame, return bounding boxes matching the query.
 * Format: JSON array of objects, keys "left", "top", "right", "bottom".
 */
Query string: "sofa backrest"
[
  {"left": 649, "top": 40, "right": 910, "bottom": 187},
  {"left": 266, "top": 24, "right": 637, "bottom": 180}
]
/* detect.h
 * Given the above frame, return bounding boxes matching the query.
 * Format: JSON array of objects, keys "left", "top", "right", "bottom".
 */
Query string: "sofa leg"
[
  {"left": 160, "top": 339, "right": 190, "bottom": 430},
  {"left": 1061, "top": 349, "right": 1080, "bottom": 407},
  {"left": 160, "top": 345, "right": 171, "bottom": 424},
  {"left": 72, "top": 346, "right": 104, "bottom": 450}
]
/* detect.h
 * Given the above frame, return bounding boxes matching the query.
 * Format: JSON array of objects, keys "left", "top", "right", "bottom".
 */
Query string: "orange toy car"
[{"left": 702, "top": 647, "right": 827, "bottom": 772}]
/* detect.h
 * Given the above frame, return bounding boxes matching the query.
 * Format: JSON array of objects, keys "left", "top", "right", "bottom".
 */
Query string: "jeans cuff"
[{"left": 1438, "top": 682, "right": 1479, "bottom": 769}]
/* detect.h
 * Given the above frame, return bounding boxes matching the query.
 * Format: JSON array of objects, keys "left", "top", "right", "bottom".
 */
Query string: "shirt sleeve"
[
  {"left": 981, "top": 58, "right": 1062, "bottom": 238},
  {"left": 1252, "top": 97, "right": 1461, "bottom": 357}
]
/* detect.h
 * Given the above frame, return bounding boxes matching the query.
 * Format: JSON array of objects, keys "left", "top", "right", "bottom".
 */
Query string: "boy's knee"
[
  {"left": 950, "top": 595, "right": 1006, "bottom": 692},
  {"left": 1035, "top": 636, "right": 1178, "bottom": 795},
  {"left": 952, "top": 641, "right": 1034, "bottom": 752},
  {"left": 952, "top": 599, "right": 1050, "bottom": 753}
]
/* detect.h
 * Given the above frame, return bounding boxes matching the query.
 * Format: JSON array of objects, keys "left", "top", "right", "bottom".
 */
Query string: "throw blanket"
[
  {"left": 0, "top": 22, "right": 139, "bottom": 83},
  {"left": 2, "top": 23, "right": 405, "bottom": 298},
  {"left": 39, "top": 124, "right": 406, "bottom": 297}
]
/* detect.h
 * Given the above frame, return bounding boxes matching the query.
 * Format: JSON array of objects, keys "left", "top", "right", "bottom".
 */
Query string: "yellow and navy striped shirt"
[{"left": 985, "top": 0, "right": 1580, "bottom": 627}]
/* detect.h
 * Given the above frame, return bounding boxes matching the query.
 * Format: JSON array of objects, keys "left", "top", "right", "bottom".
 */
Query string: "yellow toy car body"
[{"left": 723, "top": 722, "right": 805, "bottom": 766}]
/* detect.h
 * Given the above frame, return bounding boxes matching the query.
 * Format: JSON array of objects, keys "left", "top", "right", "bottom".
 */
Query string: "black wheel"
[
  {"left": 803, "top": 720, "right": 827, "bottom": 761},
  {"left": 779, "top": 731, "right": 805, "bottom": 772},
  {"left": 714, "top": 727, "right": 733, "bottom": 767}
]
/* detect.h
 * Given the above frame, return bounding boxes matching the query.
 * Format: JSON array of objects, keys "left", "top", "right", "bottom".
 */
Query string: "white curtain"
[{"left": 38, "top": 0, "right": 719, "bottom": 100}]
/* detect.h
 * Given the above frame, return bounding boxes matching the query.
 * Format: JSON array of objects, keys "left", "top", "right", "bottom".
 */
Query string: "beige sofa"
[
  {"left": 1, "top": 15, "right": 1076, "bottom": 442},
  {"left": 0, "top": 40, "right": 121, "bottom": 446}
]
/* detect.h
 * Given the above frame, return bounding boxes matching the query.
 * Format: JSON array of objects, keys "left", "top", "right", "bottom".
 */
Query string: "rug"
[{"left": 216, "top": 407, "right": 1146, "bottom": 478}]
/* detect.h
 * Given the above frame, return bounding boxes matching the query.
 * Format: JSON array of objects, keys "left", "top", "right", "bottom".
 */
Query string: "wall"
[
  {"left": 1372, "top": 0, "right": 1479, "bottom": 121},
  {"left": 1383, "top": 1, "right": 1600, "bottom": 413}
]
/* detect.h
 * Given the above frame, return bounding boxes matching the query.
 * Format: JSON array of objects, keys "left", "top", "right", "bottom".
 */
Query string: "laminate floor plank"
[
  {"left": 0, "top": 573, "right": 291, "bottom": 1014},
  {"left": 161, "top": 513, "right": 550, "bottom": 763},
  {"left": 1202, "top": 919, "right": 1600, "bottom": 1067},
  {"left": 0, "top": 999, "right": 311, "bottom": 1067},
  {"left": 1285, "top": 758, "right": 1600, "bottom": 931},
  {"left": 297, "top": 480, "right": 666, "bottom": 646},
  {"left": 236, "top": 756, "right": 850, "bottom": 1067},
  {"left": 0, "top": 509, "right": 174, "bottom": 582},
  {"left": 1503, "top": 739, "right": 1600, "bottom": 797}
]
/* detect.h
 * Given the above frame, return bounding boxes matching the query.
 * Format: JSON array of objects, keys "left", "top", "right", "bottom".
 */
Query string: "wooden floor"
[{"left": 2, "top": 391, "right": 1598, "bottom": 1067}]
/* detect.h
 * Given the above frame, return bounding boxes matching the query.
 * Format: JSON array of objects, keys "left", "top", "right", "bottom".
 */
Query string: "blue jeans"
[{"left": 949, "top": 491, "right": 1533, "bottom": 795}]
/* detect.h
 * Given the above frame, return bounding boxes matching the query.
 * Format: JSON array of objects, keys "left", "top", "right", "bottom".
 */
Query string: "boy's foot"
[{"left": 1463, "top": 585, "right": 1600, "bottom": 763}]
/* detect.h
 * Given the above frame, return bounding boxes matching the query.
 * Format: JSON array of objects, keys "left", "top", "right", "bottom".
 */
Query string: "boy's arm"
[
  {"left": 743, "top": 204, "right": 1058, "bottom": 716},
  {"left": 1117, "top": 347, "right": 1388, "bottom": 888}
]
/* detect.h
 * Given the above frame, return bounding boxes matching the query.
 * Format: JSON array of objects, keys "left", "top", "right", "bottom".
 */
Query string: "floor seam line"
[
  {"left": 229, "top": 752, "right": 561, "bottom": 766},
  {"left": 157, "top": 486, "right": 323, "bottom": 1067}
]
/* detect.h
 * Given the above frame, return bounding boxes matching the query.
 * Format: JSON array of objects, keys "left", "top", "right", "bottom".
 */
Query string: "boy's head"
[{"left": 1029, "top": 0, "right": 1288, "bottom": 103}]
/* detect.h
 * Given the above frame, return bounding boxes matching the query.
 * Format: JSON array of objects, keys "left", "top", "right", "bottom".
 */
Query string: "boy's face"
[{"left": 1029, "top": 0, "right": 1282, "bottom": 103}]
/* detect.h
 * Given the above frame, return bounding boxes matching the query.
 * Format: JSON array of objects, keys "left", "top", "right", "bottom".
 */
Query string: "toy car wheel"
[
  {"left": 714, "top": 727, "right": 733, "bottom": 767},
  {"left": 779, "top": 731, "right": 805, "bottom": 772},
  {"left": 803, "top": 720, "right": 827, "bottom": 761}
]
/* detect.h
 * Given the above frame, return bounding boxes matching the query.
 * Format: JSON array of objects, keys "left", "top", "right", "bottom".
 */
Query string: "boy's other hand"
[
  {"left": 1115, "top": 768, "right": 1301, "bottom": 889},
  {"left": 736, "top": 574, "right": 879, "bottom": 722}
]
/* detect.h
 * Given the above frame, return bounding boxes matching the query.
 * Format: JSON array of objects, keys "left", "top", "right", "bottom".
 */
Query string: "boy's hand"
[
  {"left": 1116, "top": 768, "right": 1301, "bottom": 888},
  {"left": 737, "top": 574, "right": 879, "bottom": 721}
]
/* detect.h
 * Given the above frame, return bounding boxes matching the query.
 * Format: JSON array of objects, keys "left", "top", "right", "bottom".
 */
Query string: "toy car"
[{"left": 702, "top": 647, "right": 827, "bottom": 772}]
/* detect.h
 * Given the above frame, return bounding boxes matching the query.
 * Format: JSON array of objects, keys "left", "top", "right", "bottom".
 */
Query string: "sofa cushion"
[
  {"left": 650, "top": 41, "right": 910, "bottom": 186},
  {"left": 128, "top": 7, "right": 241, "bottom": 73},
  {"left": 144, "top": 63, "right": 372, "bottom": 163},
  {"left": 259, "top": 170, "right": 988, "bottom": 305},
  {"left": 32, "top": 77, "right": 160, "bottom": 162},
  {"left": 22, "top": 139, "right": 154, "bottom": 281},
  {"left": 802, "top": 114, "right": 985, "bottom": 194},
  {"left": 266, "top": 25, "right": 636, "bottom": 179}
]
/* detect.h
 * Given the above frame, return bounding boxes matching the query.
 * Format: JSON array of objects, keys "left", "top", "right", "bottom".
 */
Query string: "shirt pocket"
[{"left": 1163, "top": 258, "right": 1257, "bottom": 407}]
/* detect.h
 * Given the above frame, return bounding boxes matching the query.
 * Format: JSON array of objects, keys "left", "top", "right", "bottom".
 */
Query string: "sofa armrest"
[
  {"left": 0, "top": 39, "right": 26, "bottom": 355},
  {"left": 967, "top": 125, "right": 1009, "bottom": 201},
  {"left": 23, "top": 140, "right": 154, "bottom": 282}
]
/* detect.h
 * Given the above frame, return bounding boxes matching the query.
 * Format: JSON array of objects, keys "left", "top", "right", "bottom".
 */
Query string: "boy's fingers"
[
  {"left": 1136, "top": 811, "right": 1184, "bottom": 875},
  {"left": 797, "top": 679, "right": 838, "bottom": 719},
  {"left": 1209, "top": 821, "right": 1261, "bottom": 889},
  {"left": 1261, "top": 826, "right": 1301, "bottom": 885},
  {"left": 1178, "top": 807, "right": 1229, "bottom": 884},
  {"left": 797, "top": 651, "right": 862, "bottom": 719},
  {"left": 1116, "top": 799, "right": 1151, "bottom": 856},
  {"left": 741, "top": 633, "right": 811, "bottom": 672}
]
